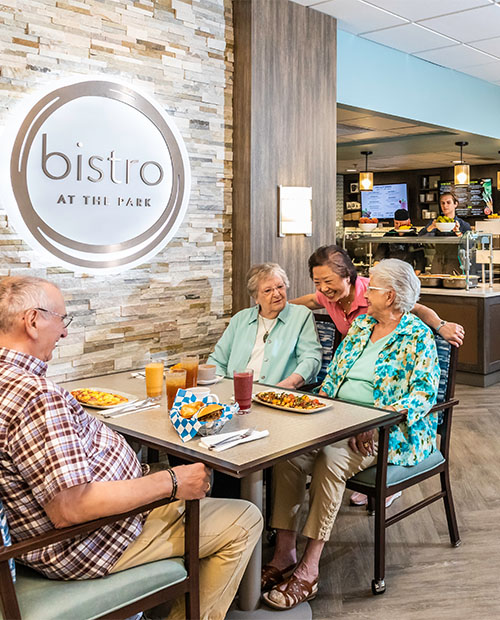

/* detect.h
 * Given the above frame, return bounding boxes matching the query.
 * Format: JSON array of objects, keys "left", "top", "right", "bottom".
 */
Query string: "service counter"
[{"left": 420, "top": 284, "right": 500, "bottom": 387}]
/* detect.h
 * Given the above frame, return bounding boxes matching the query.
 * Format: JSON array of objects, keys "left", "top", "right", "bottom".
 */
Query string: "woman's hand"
[
  {"left": 276, "top": 373, "right": 304, "bottom": 390},
  {"left": 348, "top": 430, "right": 375, "bottom": 457},
  {"left": 438, "top": 321, "right": 464, "bottom": 347}
]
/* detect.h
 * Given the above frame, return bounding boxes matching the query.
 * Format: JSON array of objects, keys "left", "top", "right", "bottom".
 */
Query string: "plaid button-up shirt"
[{"left": 0, "top": 347, "right": 145, "bottom": 579}]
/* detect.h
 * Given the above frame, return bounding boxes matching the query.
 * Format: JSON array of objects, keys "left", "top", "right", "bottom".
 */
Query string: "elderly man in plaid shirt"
[{"left": 0, "top": 276, "right": 262, "bottom": 620}]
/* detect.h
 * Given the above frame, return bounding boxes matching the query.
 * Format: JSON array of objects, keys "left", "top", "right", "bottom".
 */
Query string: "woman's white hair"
[
  {"left": 246, "top": 263, "right": 290, "bottom": 299},
  {"left": 0, "top": 276, "right": 53, "bottom": 333},
  {"left": 370, "top": 259, "right": 420, "bottom": 313}
]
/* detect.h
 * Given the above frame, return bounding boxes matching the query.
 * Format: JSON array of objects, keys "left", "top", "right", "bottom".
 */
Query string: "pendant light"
[
  {"left": 497, "top": 151, "right": 500, "bottom": 190},
  {"left": 454, "top": 141, "right": 470, "bottom": 186},
  {"left": 359, "top": 151, "right": 373, "bottom": 191}
]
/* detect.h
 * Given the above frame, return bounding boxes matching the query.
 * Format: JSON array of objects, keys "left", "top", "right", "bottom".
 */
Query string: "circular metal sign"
[{"left": 2, "top": 79, "right": 191, "bottom": 273}]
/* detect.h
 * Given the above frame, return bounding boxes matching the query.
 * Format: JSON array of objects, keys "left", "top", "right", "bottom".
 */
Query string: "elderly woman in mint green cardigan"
[
  {"left": 207, "top": 263, "right": 322, "bottom": 389},
  {"left": 263, "top": 259, "right": 440, "bottom": 611}
]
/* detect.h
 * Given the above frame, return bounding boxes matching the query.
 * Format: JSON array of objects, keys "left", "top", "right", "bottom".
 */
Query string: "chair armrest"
[
  {"left": 0, "top": 497, "right": 194, "bottom": 563},
  {"left": 428, "top": 398, "right": 459, "bottom": 414}
]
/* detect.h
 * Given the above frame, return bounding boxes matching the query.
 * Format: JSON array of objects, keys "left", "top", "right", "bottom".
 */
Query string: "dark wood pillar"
[{"left": 232, "top": 0, "right": 337, "bottom": 312}]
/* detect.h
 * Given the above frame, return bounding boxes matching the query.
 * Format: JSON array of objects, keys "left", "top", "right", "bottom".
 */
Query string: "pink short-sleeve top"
[{"left": 314, "top": 276, "right": 369, "bottom": 336}]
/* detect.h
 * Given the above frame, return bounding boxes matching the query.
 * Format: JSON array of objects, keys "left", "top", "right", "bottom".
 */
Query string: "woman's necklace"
[
  {"left": 339, "top": 289, "right": 354, "bottom": 315},
  {"left": 260, "top": 315, "right": 277, "bottom": 343}
]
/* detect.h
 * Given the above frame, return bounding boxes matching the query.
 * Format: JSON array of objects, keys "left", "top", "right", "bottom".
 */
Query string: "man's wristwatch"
[{"left": 436, "top": 320, "right": 446, "bottom": 333}]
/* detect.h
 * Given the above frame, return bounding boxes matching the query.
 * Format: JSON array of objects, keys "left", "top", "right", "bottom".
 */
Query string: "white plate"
[
  {"left": 197, "top": 375, "right": 224, "bottom": 386},
  {"left": 70, "top": 387, "right": 138, "bottom": 410},
  {"left": 252, "top": 391, "right": 332, "bottom": 414}
]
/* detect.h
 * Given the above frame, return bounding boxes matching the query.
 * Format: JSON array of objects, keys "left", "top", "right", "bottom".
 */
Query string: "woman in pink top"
[{"left": 292, "top": 245, "right": 465, "bottom": 346}]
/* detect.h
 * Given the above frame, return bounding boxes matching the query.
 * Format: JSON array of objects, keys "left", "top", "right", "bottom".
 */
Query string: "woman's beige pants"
[
  {"left": 270, "top": 438, "right": 377, "bottom": 541},
  {"left": 110, "top": 497, "right": 263, "bottom": 620}
]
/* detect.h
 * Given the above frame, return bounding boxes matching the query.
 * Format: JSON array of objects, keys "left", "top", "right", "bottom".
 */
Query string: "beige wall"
[{"left": 0, "top": 0, "right": 233, "bottom": 381}]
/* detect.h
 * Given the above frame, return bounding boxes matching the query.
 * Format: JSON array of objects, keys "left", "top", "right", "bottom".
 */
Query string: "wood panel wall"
[{"left": 232, "top": 0, "right": 337, "bottom": 312}]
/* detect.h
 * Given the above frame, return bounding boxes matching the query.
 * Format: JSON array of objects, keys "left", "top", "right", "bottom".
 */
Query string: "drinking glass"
[
  {"left": 166, "top": 368, "right": 187, "bottom": 410},
  {"left": 145, "top": 361, "right": 164, "bottom": 400},
  {"left": 233, "top": 368, "right": 254, "bottom": 414},
  {"left": 180, "top": 354, "right": 199, "bottom": 389}
]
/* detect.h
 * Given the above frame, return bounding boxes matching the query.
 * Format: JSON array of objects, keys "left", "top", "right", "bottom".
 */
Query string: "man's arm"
[
  {"left": 289, "top": 293, "right": 322, "bottom": 310},
  {"left": 44, "top": 463, "right": 210, "bottom": 528},
  {"left": 412, "top": 303, "right": 464, "bottom": 347}
]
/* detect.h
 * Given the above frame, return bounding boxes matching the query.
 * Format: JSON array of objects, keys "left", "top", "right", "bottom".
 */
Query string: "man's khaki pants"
[
  {"left": 270, "top": 438, "right": 377, "bottom": 541},
  {"left": 110, "top": 497, "right": 263, "bottom": 620}
]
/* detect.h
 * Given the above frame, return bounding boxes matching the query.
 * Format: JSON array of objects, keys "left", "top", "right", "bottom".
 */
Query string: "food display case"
[{"left": 342, "top": 231, "right": 494, "bottom": 291}]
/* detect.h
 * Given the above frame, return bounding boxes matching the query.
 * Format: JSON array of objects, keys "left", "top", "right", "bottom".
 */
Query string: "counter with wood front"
[{"left": 420, "top": 284, "right": 500, "bottom": 387}]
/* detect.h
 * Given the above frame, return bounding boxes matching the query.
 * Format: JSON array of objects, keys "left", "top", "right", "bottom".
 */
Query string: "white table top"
[{"left": 62, "top": 373, "right": 402, "bottom": 478}]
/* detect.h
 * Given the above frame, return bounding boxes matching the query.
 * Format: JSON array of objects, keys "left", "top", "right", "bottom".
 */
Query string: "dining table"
[{"left": 62, "top": 372, "right": 403, "bottom": 614}]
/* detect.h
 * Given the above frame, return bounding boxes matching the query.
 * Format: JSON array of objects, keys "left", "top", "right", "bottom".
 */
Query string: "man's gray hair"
[
  {"left": 370, "top": 259, "right": 420, "bottom": 313},
  {"left": 0, "top": 276, "right": 54, "bottom": 333},
  {"left": 246, "top": 263, "right": 290, "bottom": 299}
]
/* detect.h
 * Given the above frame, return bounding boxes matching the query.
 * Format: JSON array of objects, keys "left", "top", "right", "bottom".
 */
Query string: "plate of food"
[
  {"left": 71, "top": 388, "right": 137, "bottom": 409},
  {"left": 253, "top": 391, "right": 331, "bottom": 414}
]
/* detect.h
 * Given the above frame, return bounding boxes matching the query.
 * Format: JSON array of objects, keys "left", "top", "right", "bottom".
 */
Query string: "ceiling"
[
  {"left": 291, "top": 0, "right": 500, "bottom": 86},
  {"left": 336, "top": 104, "right": 500, "bottom": 173},
  {"left": 290, "top": 0, "right": 500, "bottom": 172}
]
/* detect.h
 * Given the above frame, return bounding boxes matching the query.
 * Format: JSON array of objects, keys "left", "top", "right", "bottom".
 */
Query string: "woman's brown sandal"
[
  {"left": 262, "top": 573, "right": 319, "bottom": 610},
  {"left": 261, "top": 563, "right": 296, "bottom": 592}
]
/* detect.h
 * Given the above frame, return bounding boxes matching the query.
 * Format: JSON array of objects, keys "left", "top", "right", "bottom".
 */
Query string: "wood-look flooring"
[{"left": 263, "top": 382, "right": 500, "bottom": 619}]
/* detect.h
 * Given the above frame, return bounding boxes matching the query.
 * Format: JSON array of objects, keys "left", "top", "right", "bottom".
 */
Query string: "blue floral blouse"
[{"left": 321, "top": 313, "right": 440, "bottom": 466}]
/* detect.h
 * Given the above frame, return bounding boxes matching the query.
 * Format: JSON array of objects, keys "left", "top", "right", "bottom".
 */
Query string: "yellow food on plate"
[
  {"left": 171, "top": 363, "right": 184, "bottom": 370},
  {"left": 71, "top": 389, "right": 128, "bottom": 407}
]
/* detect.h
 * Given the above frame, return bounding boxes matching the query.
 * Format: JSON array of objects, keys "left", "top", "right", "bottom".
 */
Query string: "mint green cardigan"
[{"left": 207, "top": 303, "right": 322, "bottom": 385}]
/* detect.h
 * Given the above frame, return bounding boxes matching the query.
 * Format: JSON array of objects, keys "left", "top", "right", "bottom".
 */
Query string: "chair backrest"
[
  {"left": 433, "top": 331, "right": 458, "bottom": 417},
  {"left": 0, "top": 502, "right": 15, "bottom": 582},
  {"left": 432, "top": 331, "right": 459, "bottom": 460},
  {"left": 313, "top": 312, "right": 342, "bottom": 383}
]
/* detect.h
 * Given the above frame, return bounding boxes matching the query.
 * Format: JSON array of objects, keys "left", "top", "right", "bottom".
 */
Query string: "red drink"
[{"left": 233, "top": 369, "right": 254, "bottom": 414}]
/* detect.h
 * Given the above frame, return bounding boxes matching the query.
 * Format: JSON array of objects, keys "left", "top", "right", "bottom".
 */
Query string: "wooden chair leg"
[
  {"left": 372, "top": 486, "right": 387, "bottom": 595},
  {"left": 367, "top": 495, "right": 375, "bottom": 516},
  {"left": 440, "top": 469, "right": 461, "bottom": 547}
]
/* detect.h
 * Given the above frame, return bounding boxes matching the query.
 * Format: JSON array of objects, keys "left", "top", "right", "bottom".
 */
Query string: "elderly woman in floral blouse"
[{"left": 262, "top": 259, "right": 440, "bottom": 611}]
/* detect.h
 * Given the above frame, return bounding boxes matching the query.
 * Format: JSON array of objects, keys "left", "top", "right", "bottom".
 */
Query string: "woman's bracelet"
[{"left": 166, "top": 468, "right": 178, "bottom": 502}]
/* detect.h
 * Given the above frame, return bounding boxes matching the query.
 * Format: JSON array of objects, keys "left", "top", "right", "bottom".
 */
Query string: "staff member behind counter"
[
  {"left": 418, "top": 191, "right": 472, "bottom": 274},
  {"left": 373, "top": 208, "right": 425, "bottom": 274}
]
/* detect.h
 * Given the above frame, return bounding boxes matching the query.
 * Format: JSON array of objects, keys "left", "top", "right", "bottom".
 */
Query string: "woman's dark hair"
[{"left": 308, "top": 245, "right": 358, "bottom": 284}]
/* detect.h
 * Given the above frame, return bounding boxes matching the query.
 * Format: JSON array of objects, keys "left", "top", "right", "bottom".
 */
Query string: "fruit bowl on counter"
[{"left": 434, "top": 216, "right": 455, "bottom": 233}]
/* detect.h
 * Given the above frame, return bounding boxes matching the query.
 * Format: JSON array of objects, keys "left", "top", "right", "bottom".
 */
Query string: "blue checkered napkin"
[
  {"left": 0, "top": 500, "right": 15, "bottom": 582},
  {"left": 169, "top": 389, "right": 238, "bottom": 442}
]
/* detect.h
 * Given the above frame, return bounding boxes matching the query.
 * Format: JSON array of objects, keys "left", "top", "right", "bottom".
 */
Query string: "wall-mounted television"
[
  {"left": 360, "top": 183, "right": 408, "bottom": 220},
  {"left": 439, "top": 178, "right": 493, "bottom": 217}
]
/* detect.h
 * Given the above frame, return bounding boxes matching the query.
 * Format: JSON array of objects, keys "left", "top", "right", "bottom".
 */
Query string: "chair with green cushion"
[
  {"left": 346, "top": 332, "right": 461, "bottom": 595},
  {"left": 0, "top": 498, "right": 200, "bottom": 620}
]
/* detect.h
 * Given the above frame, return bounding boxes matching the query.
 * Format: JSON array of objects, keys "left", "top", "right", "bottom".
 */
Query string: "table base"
[{"left": 227, "top": 601, "right": 312, "bottom": 619}]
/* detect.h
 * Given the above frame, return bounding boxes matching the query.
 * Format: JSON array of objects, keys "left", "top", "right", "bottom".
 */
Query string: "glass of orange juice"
[
  {"left": 180, "top": 354, "right": 199, "bottom": 389},
  {"left": 166, "top": 368, "right": 187, "bottom": 410},
  {"left": 145, "top": 361, "right": 164, "bottom": 400}
]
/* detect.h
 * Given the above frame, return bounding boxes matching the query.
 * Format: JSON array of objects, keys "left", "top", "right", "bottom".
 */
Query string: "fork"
[{"left": 208, "top": 428, "right": 254, "bottom": 451}]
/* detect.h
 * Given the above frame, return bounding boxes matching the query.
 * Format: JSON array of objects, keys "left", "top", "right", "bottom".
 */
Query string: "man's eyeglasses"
[{"left": 34, "top": 307, "right": 73, "bottom": 328}]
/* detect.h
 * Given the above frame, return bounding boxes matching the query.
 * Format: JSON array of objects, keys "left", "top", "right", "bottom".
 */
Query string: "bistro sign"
[{"left": 2, "top": 79, "right": 191, "bottom": 273}]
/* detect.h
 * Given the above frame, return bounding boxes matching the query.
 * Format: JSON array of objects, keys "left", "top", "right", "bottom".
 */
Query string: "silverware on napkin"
[
  {"left": 101, "top": 399, "right": 160, "bottom": 418},
  {"left": 207, "top": 428, "right": 255, "bottom": 451}
]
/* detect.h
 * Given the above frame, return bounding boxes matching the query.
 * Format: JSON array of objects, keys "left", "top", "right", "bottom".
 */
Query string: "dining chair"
[
  {"left": 301, "top": 312, "right": 342, "bottom": 392},
  {"left": 0, "top": 498, "right": 200, "bottom": 620},
  {"left": 345, "top": 332, "right": 460, "bottom": 595}
]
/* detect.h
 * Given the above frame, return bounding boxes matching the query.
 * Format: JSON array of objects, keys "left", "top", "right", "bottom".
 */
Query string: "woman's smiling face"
[{"left": 312, "top": 264, "right": 351, "bottom": 303}]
